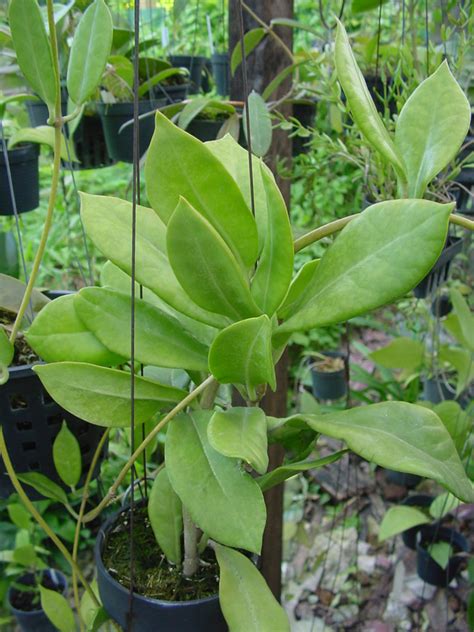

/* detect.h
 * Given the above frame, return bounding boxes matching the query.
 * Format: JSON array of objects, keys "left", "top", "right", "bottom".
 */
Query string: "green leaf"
[
  {"left": 242, "top": 91, "right": 273, "bottom": 158},
  {"left": 395, "top": 62, "right": 470, "bottom": 198},
  {"left": 13, "top": 544, "right": 40, "bottom": 567},
  {"left": 209, "top": 316, "right": 276, "bottom": 393},
  {"left": 74, "top": 287, "right": 209, "bottom": 371},
  {"left": 17, "top": 472, "right": 68, "bottom": 504},
  {"left": 262, "top": 61, "right": 305, "bottom": 101},
  {"left": 250, "top": 165, "right": 293, "bottom": 315},
  {"left": 450, "top": 289, "right": 474, "bottom": 352},
  {"left": 276, "top": 402, "right": 474, "bottom": 502},
  {"left": 167, "top": 197, "right": 260, "bottom": 321},
  {"left": 378, "top": 506, "right": 430, "bottom": 542},
  {"left": 79, "top": 581, "right": 108, "bottom": 632},
  {"left": 34, "top": 362, "right": 186, "bottom": 428},
  {"left": 53, "top": 421, "right": 82, "bottom": 488},
  {"left": 166, "top": 411, "right": 266, "bottom": 553},
  {"left": 7, "top": 504, "right": 31, "bottom": 530},
  {"left": 278, "top": 200, "right": 453, "bottom": 334},
  {"left": 0, "top": 273, "right": 49, "bottom": 316},
  {"left": 369, "top": 337, "right": 425, "bottom": 372},
  {"left": 430, "top": 492, "right": 462, "bottom": 520},
  {"left": 148, "top": 468, "right": 182, "bottom": 564},
  {"left": 80, "top": 193, "right": 227, "bottom": 329},
  {"left": 277, "top": 260, "right": 320, "bottom": 320},
  {"left": 230, "top": 28, "right": 266, "bottom": 75},
  {"left": 9, "top": 0, "right": 58, "bottom": 111},
  {"left": 145, "top": 112, "right": 258, "bottom": 270},
  {"left": 0, "top": 328, "right": 13, "bottom": 366},
  {"left": 352, "top": 0, "right": 390, "bottom": 12},
  {"left": 177, "top": 98, "right": 235, "bottom": 130},
  {"left": 8, "top": 127, "right": 78, "bottom": 162},
  {"left": 334, "top": 21, "right": 406, "bottom": 181},
  {"left": 434, "top": 401, "right": 471, "bottom": 455},
  {"left": 67, "top": 0, "right": 113, "bottom": 105},
  {"left": 215, "top": 544, "right": 290, "bottom": 632},
  {"left": 428, "top": 541, "right": 452, "bottom": 570},
  {"left": 257, "top": 451, "right": 346, "bottom": 492},
  {"left": 40, "top": 585, "right": 75, "bottom": 632},
  {"left": 26, "top": 294, "right": 123, "bottom": 366},
  {"left": 208, "top": 408, "right": 268, "bottom": 474},
  {"left": 438, "top": 345, "right": 473, "bottom": 396},
  {"left": 138, "top": 67, "right": 187, "bottom": 98}
]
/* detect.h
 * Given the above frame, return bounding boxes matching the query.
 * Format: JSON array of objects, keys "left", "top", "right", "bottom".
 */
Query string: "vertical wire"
[
  {"left": 440, "top": 0, "right": 448, "bottom": 59},
  {"left": 375, "top": 0, "right": 383, "bottom": 78}
]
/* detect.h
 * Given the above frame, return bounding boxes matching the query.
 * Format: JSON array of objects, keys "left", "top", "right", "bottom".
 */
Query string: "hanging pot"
[
  {"left": 400, "top": 495, "right": 434, "bottom": 550},
  {"left": 292, "top": 99, "right": 317, "bottom": 156},
  {"left": 170, "top": 55, "right": 208, "bottom": 94},
  {"left": 211, "top": 53, "right": 230, "bottom": 96},
  {"left": 95, "top": 505, "right": 227, "bottom": 632},
  {"left": 8, "top": 569, "right": 67, "bottom": 632},
  {"left": 0, "top": 141, "right": 39, "bottom": 216},
  {"left": 26, "top": 89, "right": 68, "bottom": 127},
  {"left": 0, "top": 230, "right": 20, "bottom": 277},
  {"left": 416, "top": 525, "right": 469, "bottom": 587},
  {"left": 64, "top": 113, "right": 115, "bottom": 171},
  {"left": 414, "top": 235, "right": 463, "bottom": 298},
  {"left": 311, "top": 350, "right": 347, "bottom": 401}
]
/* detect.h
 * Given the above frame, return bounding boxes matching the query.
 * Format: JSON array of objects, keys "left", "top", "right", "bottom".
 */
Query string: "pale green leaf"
[
  {"left": 277, "top": 260, "right": 320, "bottom": 320},
  {"left": 369, "top": 337, "right": 425, "bottom": 372},
  {"left": 242, "top": 91, "right": 273, "bottom": 157},
  {"left": 434, "top": 401, "right": 471, "bottom": 455},
  {"left": 13, "top": 544, "right": 40, "bottom": 567},
  {"left": 53, "top": 421, "right": 82, "bottom": 488},
  {"left": 40, "top": 586, "right": 75, "bottom": 632},
  {"left": 428, "top": 541, "right": 452, "bottom": 570},
  {"left": 148, "top": 468, "right": 182, "bottom": 564},
  {"left": 8, "top": 127, "right": 78, "bottom": 163},
  {"left": 17, "top": 472, "right": 68, "bottom": 504},
  {"left": 0, "top": 328, "right": 13, "bottom": 366},
  {"left": 450, "top": 289, "right": 474, "bottom": 352},
  {"left": 430, "top": 492, "right": 462, "bottom": 520},
  {"left": 352, "top": 0, "right": 390, "bottom": 12},
  {"left": 438, "top": 345, "right": 473, "bottom": 396},
  {"left": 378, "top": 506, "right": 430, "bottom": 542},
  {"left": 7, "top": 504, "right": 31, "bottom": 530},
  {"left": 257, "top": 451, "right": 346, "bottom": 492},
  {"left": 230, "top": 28, "right": 266, "bottom": 75}
]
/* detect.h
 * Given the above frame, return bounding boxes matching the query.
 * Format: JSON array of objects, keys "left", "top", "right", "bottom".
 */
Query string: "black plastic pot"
[
  {"left": 431, "top": 293, "right": 453, "bottom": 318},
  {"left": 311, "top": 351, "right": 347, "bottom": 401},
  {"left": 1, "top": 291, "right": 105, "bottom": 500},
  {"left": 64, "top": 114, "right": 115, "bottom": 170},
  {"left": 416, "top": 525, "right": 469, "bottom": 587},
  {"left": 97, "top": 99, "right": 167, "bottom": 163},
  {"left": 414, "top": 235, "right": 463, "bottom": 298},
  {"left": 0, "top": 231, "right": 19, "bottom": 277},
  {"left": 0, "top": 142, "right": 39, "bottom": 216},
  {"left": 8, "top": 569, "right": 67, "bottom": 632},
  {"left": 400, "top": 495, "right": 433, "bottom": 550},
  {"left": 384, "top": 469, "right": 422, "bottom": 489},
  {"left": 186, "top": 118, "right": 225, "bottom": 142},
  {"left": 26, "top": 96, "right": 68, "bottom": 127},
  {"left": 211, "top": 53, "right": 230, "bottom": 96},
  {"left": 96, "top": 506, "right": 227, "bottom": 632},
  {"left": 292, "top": 100, "right": 317, "bottom": 156},
  {"left": 422, "top": 377, "right": 456, "bottom": 404},
  {"left": 170, "top": 55, "right": 208, "bottom": 94}
]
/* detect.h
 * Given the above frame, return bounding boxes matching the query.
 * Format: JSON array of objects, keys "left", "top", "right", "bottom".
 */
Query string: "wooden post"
[{"left": 229, "top": 0, "right": 294, "bottom": 600}]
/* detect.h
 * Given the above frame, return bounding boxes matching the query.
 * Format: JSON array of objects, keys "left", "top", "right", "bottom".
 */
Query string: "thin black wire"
[
  {"left": 317, "top": 0, "right": 346, "bottom": 31},
  {"left": 375, "top": 0, "right": 383, "bottom": 78}
]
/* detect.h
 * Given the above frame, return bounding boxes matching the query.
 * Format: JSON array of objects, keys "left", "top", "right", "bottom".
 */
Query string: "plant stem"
[
  {"left": 0, "top": 428, "right": 100, "bottom": 608},
  {"left": 182, "top": 506, "right": 200, "bottom": 577},
  {"left": 82, "top": 376, "right": 217, "bottom": 523},
  {"left": 449, "top": 214, "right": 474, "bottom": 231}
]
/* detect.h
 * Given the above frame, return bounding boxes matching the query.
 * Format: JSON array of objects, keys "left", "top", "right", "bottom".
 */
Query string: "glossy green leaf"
[
  {"left": 8, "top": 127, "right": 78, "bottom": 162},
  {"left": 67, "top": 0, "right": 113, "bottom": 105},
  {"left": 209, "top": 316, "right": 276, "bottom": 393},
  {"left": 166, "top": 411, "right": 266, "bottom": 553},
  {"left": 0, "top": 328, "right": 13, "bottom": 366},
  {"left": 434, "top": 401, "right": 471, "bottom": 456},
  {"left": 53, "top": 421, "right": 82, "bottom": 488},
  {"left": 277, "top": 402, "right": 474, "bottom": 502},
  {"left": 7, "top": 504, "right": 31, "bottom": 530},
  {"left": 215, "top": 544, "right": 290, "bottom": 632},
  {"left": 9, "top": 0, "right": 57, "bottom": 111},
  {"left": 450, "top": 289, "right": 474, "bottom": 352},
  {"left": 13, "top": 544, "right": 40, "bottom": 567},
  {"left": 242, "top": 91, "right": 273, "bottom": 157},
  {"left": 145, "top": 112, "right": 258, "bottom": 270},
  {"left": 230, "top": 28, "right": 266, "bottom": 75},
  {"left": 352, "top": 0, "right": 390, "bottom": 12},
  {"left": 208, "top": 408, "right": 268, "bottom": 474},
  {"left": 74, "top": 287, "right": 209, "bottom": 371},
  {"left": 438, "top": 345, "right": 473, "bottom": 396},
  {"left": 334, "top": 21, "right": 406, "bottom": 181},
  {"left": 148, "top": 468, "right": 182, "bottom": 564},
  {"left": 428, "top": 542, "right": 452, "bottom": 570},
  {"left": 26, "top": 294, "right": 123, "bottom": 366},
  {"left": 395, "top": 62, "right": 470, "bottom": 198},
  {"left": 277, "top": 260, "right": 320, "bottom": 320},
  {"left": 167, "top": 198, "right": 260, "bottom": 321},
  {"left": 430, "top": 492, "right": 462, "bottom": 520},
  {"left": 251, "top": 165, "right": 293, "bottom": 315},
  {"left": 378, "top": 506, "right": 430, "bottom": 542},
  {"left": 17, "top": 472, "right": 68, "bottom": 504},
  {"left": 257, "top": 450, "right": 346, "bottom": 492},
  {"left": 79, "top": 581, "right": 109, "bottom": 632},
  {"left": 443, "top": 312, "right": 471, "bottom": 350},
  {"left": 369, "top": 337, "right": 425, "bottom": 372},
  {"left": 278, "top": 200, "right": 453, "bottom": 334},
  {"left": 0, "top": 273, "right": 49, "bottom": 316},
  {"left": 40, "top": 586, "right": 75, "bottom": 632},
  {"left": 34, "top": 362, "right": 186, "bottom": 428},
  {"left": 138, "top": 67, "right": 187, "bottom": 98},
  {"left": 80, "top": 193, "right": 227, "bottom": 329}
]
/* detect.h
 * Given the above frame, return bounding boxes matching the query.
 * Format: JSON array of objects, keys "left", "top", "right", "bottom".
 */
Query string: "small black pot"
[
  {"left": 97, "top": 99, "right": 166, "bottom": 163},
  {"left": 170, "top": 55, "right": 208, "bottom": 94},
  {"left": 292, "top": 100, "right": 317, "bottom": 156},
  {"left": 311, "top": 351, "right": 347, "bottom": 401},
  {"left": 8, "top": 569, "right": 67, "bottom": 632},
  {"left": 414, "top": 235, "right": 463, "bottom": 298},
  {"left": 26, "top": 96, "right": 68, "bottom": 127},
  {"left": 95, "top": 506, "right": 227, "bottom": 632},
  {"left": 422, "top": 377, "right": 456, "bottom": 404},
  {"left": 64, "top": 113, "right": 115, "bottom": 171},
  {"left": 416, "top": 525, "right": 469, "bottom": 587},
  {"left": 0, "top": 142, "right": 39, "bottom": 216},
  {"left": 211, "top": 53, "right": 230, "bottom": 96},
  {"left": 384, "top": 469, "right": 422, "bottom": 490},
  {"left": 400, "top": 495, "right": 433, "bottom": 550},
  {"left": 186, "top": 118, "right": 225, "bottom": 142},
  {"left": 431, "top": 293, "right": 453, "bottom": 318},
  {"left": 0, "top": 230, "right": 20, "bottom": 277}
]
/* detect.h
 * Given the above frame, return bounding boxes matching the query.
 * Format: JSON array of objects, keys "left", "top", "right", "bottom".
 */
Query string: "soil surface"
[{"left": 0, "top": 309, "right": 39, "bottom": 366}]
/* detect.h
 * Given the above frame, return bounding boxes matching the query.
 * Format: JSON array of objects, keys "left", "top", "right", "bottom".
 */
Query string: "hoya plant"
[{"left": 1, "top": 18, "right": 474, "bottom": 632}]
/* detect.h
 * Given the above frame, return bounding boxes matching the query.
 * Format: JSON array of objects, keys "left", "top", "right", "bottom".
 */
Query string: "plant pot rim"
[
  {"left": 95, "top": 505, "right": 220, "bottom": 608},
  {"left": 416, "top": 524, "right": 469, "bottom": 554},
  {"left": 8, "top": 568, "right": 67, "bottom": 616}
]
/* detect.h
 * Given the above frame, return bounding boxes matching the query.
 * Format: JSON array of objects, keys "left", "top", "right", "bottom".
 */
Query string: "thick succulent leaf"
[
  {"left": 379, "top": 506, "right": 430, "bottom": 542},
  {"left": 278, "top": 200, "right": 453, "bottom": 334},
  {"left": 53, "top": 421, "right": 82, "bottom": 488},
  {"left": 26, "top": 294, "right": 123, "bottom": 366},
  {"left": 40, "top": 586, "right": 75, "bottom": 632},
  {"left": 148, "top": 468, "right": 182, "bottom": 564},
  {"left": 17, "top": 472, "right": 68, "bottom": 504},
  {"left": 395, "top": 62, "right": 471, "bottom": 198},
  {"left": 209, "top": 316, "right": 276, "bottom": 392},
  {"left": 275, "top": 402, "right": 474, "bottom": 502},
  {"left": 208, "top": 408, "right": 268, "bottom": 474},
  {"left": 242, "top": 91, "right": 273, "bottom": 157},
  {"left": 9, "top": 0, "right": 57, "bottom": 111},
  {"left": 8, "top": 126, "right": 78, "bottom": 162},
  {"left": 215, "top": 544, "right": 290, "bottom": 632},
  {"left": 167, "top": 198, "right": 260, "bottom": 321},
  {"left": 450, "top": 289, "right": 474, "bottom": 352},
  {"left": 166, "top": 411, "right": 266, "bottom": 553},
  {"left": 334, "top": 21, "right": 406, "bottom": 181},
  {"left": 277, "top": 260, "right": 320, "bottom": 320},
  {"left": 67, "top": 0, "right": 113, "bottom": 105},
  {"left": 34, "top": 362, "right": 186, "bottom": 428},
  {"left": 250, "top": 165, "right": 293, "bottom": 315},
  {"left": 145, "top": 112, "right": 258, "bottom": 269},
  {"left": 74, "top": 287, "right": 209, "bottom": 371},
  {"left": 80, "top": 193, "right": 227, "bottom": 328},
  {"left": 369, "top": 337, "right": 425, "bottom": 372}
]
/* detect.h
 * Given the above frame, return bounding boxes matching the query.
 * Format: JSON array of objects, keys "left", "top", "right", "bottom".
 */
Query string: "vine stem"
[{"left": 82, "top": 375, "right": 217, "bottom": 523}]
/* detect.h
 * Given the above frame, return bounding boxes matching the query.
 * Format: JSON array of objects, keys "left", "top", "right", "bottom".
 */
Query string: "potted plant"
[
  {"left": 211, "top": 52, "right": 230, "bottom": 96},
  {"left": 310, "top": 350, "right": 347, "bottom": 401},
  {"left": 416, "top": 524, "right": 469, "bottom": 587},
  {"left": 170, "top": 54, "right": 208, "bottom": 94}
]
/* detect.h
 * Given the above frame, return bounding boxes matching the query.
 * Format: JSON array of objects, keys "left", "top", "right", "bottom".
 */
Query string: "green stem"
[
  {"left": 182, "top": 506, "right": 200, "bottom": 577},
  {"left": 449, "top": 214, "right": 474, "bottom": 231}
]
